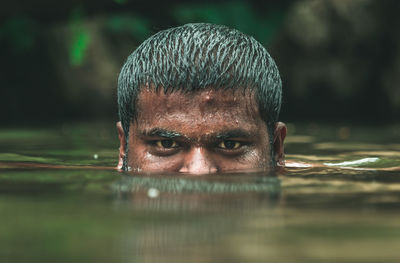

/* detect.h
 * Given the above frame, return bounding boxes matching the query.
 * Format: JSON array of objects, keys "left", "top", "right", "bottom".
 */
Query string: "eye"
[
  {"left": 218, "top": 140, "right": 241, "bottom": 150},
  {"left": 156, "top": 139, "right": 179, "bottom": 148}
]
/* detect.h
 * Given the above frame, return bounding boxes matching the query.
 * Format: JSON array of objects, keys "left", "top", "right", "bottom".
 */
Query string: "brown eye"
[
  {"left": 156, "top": 139, "right": 178, "bottom": 148},
  {"left": 218, "top": 140, "right": 241, "bottom": 150}
]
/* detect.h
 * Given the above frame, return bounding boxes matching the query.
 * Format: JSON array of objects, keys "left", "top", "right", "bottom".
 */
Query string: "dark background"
[{"left": 1, "top": 0, "right": 399, "bottom": 125}]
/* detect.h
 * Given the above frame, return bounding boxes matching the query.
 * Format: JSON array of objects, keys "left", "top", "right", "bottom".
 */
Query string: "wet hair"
[{"left": 118, "top": 23, "right": 282, "bottom": 169}]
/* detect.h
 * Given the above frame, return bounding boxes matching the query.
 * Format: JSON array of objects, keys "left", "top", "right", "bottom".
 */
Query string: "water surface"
[{"left": 1, "top": 123, "right": 400, "bottom": 263}]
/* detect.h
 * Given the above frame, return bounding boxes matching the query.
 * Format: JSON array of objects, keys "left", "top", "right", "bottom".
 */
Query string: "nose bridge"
[{"left": 179, "top": 147, "right": 217, "bottom": 174}]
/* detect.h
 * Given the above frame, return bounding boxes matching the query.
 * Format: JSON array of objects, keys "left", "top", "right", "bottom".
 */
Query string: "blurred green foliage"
[
  {"left": 105, "top": 14, "right": 151, "bottom": 41},
  {"left": 69, "top": 8, "right": 90, "bottom": 66},
  {"left": 113, "top": 0, "right": 127, "bottom": 4},
  {"left": 172, "top": 1, "right": 286, "bottom": 44},
  {"left": 0, "top": 0, "right": 399, "bottom": 123},
  {"left": 0, "top": 16, "right": 37, "bottom": 54}
]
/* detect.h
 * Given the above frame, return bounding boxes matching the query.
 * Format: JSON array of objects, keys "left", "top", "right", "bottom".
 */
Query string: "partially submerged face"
[{"left": 117, "top": 88, "right": 286, "bottom": 174}]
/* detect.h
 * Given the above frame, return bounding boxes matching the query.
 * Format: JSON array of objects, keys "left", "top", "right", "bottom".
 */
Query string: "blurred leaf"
[{"left": 68, "top": 7, "right": 91, "bottom": 66}]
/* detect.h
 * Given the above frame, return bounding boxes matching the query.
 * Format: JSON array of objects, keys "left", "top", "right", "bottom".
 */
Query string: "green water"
[{"left": 1, "top": 123, "right": 400, "bottom": 263}]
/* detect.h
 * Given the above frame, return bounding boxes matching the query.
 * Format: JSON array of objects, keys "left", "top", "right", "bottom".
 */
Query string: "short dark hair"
[{"left": 118, "top": 23, "right": 282, "bottom": 166}]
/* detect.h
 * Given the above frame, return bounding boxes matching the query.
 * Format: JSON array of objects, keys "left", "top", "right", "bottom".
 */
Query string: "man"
[{"left": 116, "top": 23, "right": 286, "bottom": 174}]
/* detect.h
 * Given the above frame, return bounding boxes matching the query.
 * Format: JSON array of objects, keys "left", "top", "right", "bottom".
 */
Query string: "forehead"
[{"left": 136, "top": 88, "right": 262, "bottom": 125}]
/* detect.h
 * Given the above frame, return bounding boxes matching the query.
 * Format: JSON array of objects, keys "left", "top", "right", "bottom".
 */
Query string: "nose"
[{"left": 179, "top": 148, "right": 217, "bottom": 174}]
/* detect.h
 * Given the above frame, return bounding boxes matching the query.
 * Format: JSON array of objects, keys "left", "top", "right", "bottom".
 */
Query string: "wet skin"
[{"left": 117, "top": 88, "right": 287, "bottom": 174}]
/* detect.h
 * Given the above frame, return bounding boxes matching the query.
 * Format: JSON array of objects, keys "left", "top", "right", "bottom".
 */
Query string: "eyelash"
[
  {"left": 152, "top": 139, "right": 180, "bottom": 149},
  {"left": 217, "top": 140, "right": 242, "bottom": 150},
  {"left": 148, "top": 139, "right": 249, "bottom": 157},
  {"left": 152, "top": 139, "right": 246, "bottom": 149}
]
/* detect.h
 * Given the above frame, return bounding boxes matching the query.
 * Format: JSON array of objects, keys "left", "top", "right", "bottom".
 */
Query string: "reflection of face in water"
[
  {"left": 117, "top": 89, "right": 287, "bottom": 174},
  {"left": 112, "top": 173, "right": 282, "bottom": 210},
  {"left": 112, "top": 173, "right": 282, "bottom": 260}
]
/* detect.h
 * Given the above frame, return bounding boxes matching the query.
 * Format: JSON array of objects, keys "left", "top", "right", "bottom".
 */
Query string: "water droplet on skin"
[{"left": 131, "top": 167, "right": 142, "bottom": 172}]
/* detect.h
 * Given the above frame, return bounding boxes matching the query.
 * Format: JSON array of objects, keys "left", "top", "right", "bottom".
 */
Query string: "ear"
[
  {"left": 273, "top": 122, "right": 287, "bottom": 166},
  {"left": 116, "top": 121, "right": 127, "bottom": 170}
]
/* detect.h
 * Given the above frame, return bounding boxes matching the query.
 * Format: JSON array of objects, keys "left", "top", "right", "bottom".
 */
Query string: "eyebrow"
[
  {"left": 215, "top": 129, "right": 253, "bottom": 140},
  {"left": 141, "top": 128, "right": 253, "bottom": 141},
  {"left": 141, "top": 128, "right": 183, "bottom": 139}
]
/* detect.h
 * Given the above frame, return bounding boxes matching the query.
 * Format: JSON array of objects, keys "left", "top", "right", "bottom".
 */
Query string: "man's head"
[{"left": 117, "top": 23, "right": 286, "bottom": 174}]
